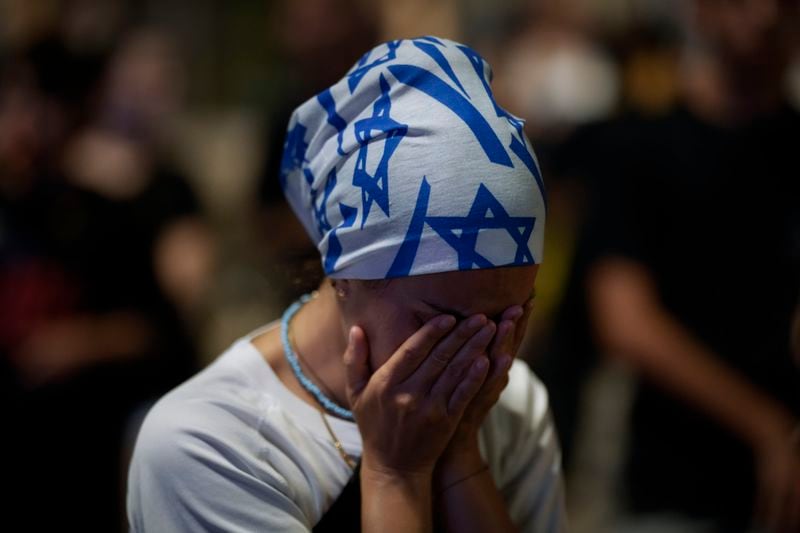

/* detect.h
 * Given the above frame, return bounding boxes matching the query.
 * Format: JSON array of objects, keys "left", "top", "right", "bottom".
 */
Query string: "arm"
[
  {"left": 431, "top": 309, "right": 520, "bottom": 533},
  {"left": 588, "top": 258, "right": 796, "bottom": 450},
  {"left": 343, "top": 317, "right": 497, "bottom": 533},
  {"left": 587, "top": 257, "right": 800, "bottom": 531},
  {"left": 360, "top": 468, "right": 433, "bottom": 533},
  {"left": 127, "top": 398, "right": 312, "bottom": 532},
  {"left": 434, "top": 398, "right": 566, "bottom": 533},
  {"left": 434, "top": 448, "right": 517, "bottom": 533}
]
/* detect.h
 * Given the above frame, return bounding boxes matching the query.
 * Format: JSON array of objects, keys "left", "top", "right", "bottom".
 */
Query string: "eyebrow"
[{"left": 422, "top": 288, "right": 536, "bottom": 320}]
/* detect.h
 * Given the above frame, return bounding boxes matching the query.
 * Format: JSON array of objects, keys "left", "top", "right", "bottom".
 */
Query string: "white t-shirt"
[{"left": 127, "top": 323, "right": 567, "bottom": 532}]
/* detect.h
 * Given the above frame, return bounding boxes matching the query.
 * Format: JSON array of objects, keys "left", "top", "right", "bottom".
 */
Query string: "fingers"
[
  {"left": 443, "top": 305, "right": 522, "bottom": 426},
  {"left": 445, "top": 321, "right": 515, "bottom": 424},
  {"left": 429, "top": 304, "right": 522, "bottom": 412},
  {"left": 407, "top": 314, "right": 489, "bottom": 390},
  {"left": 380, "top": 315, "right": 456, "bottom": 385},
  {"left": 447, "top": 356, "right": 491, "bottom": 416},
  {"left": 489, "top": 305, "right": 522, "bottom": 360},
  {"left": 375, "top": 302, "right": 527, "bottom": 419},
  {"left": 428, "top": 320, "right": 496, "bottom": 401},
  {"left": 512, "top": 299, "right": 534, "bottom": 353},
  {"left": 486, "top": 320, "right": 515, "bottom": 386},
  {"left": 486, "top": 304, "right": 522, "bottom": 383},
  {"left": 343, "top": 326, "right": 370, "bottom": 405}
]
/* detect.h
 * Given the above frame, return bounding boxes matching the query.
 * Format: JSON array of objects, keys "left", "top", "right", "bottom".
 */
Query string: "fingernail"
[
  {"left": 468, "top": 314, "right": 487, "bottom": 328},
  {"left": 438, "top": 315, "right": 456, "bottom": 329},
  {"left": 474, "top": 357, "right": 488, "bottom": 371},
  {"left": 349, "top": 326, "right": 357, "bottom": 343},
  {"left": 509, "top": 306, "right": 524, "bottom": 321}
]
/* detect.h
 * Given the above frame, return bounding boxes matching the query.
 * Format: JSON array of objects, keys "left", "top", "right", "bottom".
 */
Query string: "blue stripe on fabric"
[
  {"left": 386, "top": 177, "right": 431, "bottom": 277},
  {"left": 316, "top": 89, "right": 347, "bottom": 156},
  {"left": 416, "top": 36, "right": 444, "bottom": 45},
  {"left": 456, "top": 44, "right": 548, "bottom": 210},
  {"left": 324, "top": 203, "right": 358, "bottom": 274},
  {"left": 353, "top": 74, "right": 408, "bottom": 228},
  {"left": 279, "top": 121, "right": 309, "bottom": 189},
  {"left": 310, "top": 168, "right": 337, "bottom": 238},
  {"left": 387, "top": 64, "right": 513, "bottom": 167},
  {"left": 412, "top": 40, "right": 470, "bottom": 98},
  {"left": 348, "top": 40, "right": 402, "bottom": 93},
  {"left": 508, "top": 136, "right": 547, "bottom": 210}
]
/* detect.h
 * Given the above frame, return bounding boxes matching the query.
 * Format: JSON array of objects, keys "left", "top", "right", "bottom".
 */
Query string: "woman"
[{"left": 127, "top": 37, "right": 565, "bottom": 532}]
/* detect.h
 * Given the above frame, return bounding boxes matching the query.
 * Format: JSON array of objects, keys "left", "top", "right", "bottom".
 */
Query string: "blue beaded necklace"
[{"left": 281, "top": 293, "right": 355, "bottom": 421}]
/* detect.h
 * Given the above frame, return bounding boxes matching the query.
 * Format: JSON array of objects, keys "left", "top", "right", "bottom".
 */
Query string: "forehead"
[{"left": 388, "top": 265, "right": 538, "bottom": 318}]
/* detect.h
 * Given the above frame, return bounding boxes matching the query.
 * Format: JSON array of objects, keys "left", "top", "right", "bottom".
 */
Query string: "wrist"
[
  {"left": 436, "top": 463, "right": 490, "bottom": 498},
  {"left": 361, "top": 455, "right": 433, "bottom": 487},
  {"left": 434, "top": 446, "right": 485, "bottom": 492},
  {"left": 440, "top": 432, "right": 481, "bottom": 464},
  {"left": 360, "top": 457, "right": 433, "bottom": 532}
]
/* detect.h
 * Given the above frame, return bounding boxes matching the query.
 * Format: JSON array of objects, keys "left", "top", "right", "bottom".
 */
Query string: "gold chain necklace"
[
  {"left": 318, "top": 410, "right": 358, "bottom": 471},
  {"left": 287, "top": 294, "right": 357, "bottom": 471}
]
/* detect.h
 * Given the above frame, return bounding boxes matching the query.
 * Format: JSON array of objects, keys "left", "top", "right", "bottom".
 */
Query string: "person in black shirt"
[{"left": 547, "top": 1, "right": 800, "bottom": 531}]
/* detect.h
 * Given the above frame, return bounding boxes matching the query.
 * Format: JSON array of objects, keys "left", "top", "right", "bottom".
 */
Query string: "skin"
[{"left": 253, "top": 264, "right": 538, "bottom": 532}]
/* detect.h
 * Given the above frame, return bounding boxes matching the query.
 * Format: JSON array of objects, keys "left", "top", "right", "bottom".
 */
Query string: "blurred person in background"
[
  {"left": 546, "top": 0, "right": 800, "bottom": 531},
  {"left": 0, "top": 5, "right": 212, "bottom": 530}
]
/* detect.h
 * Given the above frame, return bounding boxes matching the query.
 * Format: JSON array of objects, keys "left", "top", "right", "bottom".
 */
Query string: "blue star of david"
[
  {"left": 324, "top": 203, "right": 358, "bottom": 274},
  {"left": 304, "top": 165, "right": 356, "bottom": 273},
  {"left": 317, "top": 89, "right": 347, "bottom": 156},
  {"left": 279, "top": 121, "right": 309, "bottom": 188},
  {"left": 426, "top": 183, "right": 535, "bottom": 269},
  {"left": 387, "top": 178, "right": 536, "bottom": 277},
  {"left": 352, "top": 73, "right": 408, "bottom": 229},
  {"left": 348, "top": 40, "right": 402, "bottom": 93},
  {"left": 308, "top": 167, "right": 336, "bottom": 238}
]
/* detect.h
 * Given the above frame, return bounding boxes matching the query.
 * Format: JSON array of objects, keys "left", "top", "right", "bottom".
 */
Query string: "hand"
[
  {"left": 441, "top": 302, "right": 530, "bottom": 458},
  {"left": 343, "top": 314, "right": 497, "bottom": 479}
]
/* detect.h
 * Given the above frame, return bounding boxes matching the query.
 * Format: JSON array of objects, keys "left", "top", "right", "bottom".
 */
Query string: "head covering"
[{"left": 281, "top": 36, "right": 546, "bottom": 279}]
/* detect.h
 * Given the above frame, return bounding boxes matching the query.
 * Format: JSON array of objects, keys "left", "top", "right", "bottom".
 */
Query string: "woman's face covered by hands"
[{"left": 334, "top": 264, "right": 538, "bottom": 372}]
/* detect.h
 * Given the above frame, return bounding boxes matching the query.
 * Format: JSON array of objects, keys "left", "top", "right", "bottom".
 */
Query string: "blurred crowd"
[{"left": 1, "top": 0, "right": 798, "bottom": 532}]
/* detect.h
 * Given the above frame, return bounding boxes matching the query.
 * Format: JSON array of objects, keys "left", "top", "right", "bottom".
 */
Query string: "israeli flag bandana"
[{"left": 281, "top": 36, "right": 547, "bottom": 279}]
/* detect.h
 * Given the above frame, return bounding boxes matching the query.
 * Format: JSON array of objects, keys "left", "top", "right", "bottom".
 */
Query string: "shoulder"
[
  {"left": 497, "top": 358, "right": 551, "bottom": 422},
  {"left": 130, "top": 376, "right": 262, "bottom": 476},
  {"left": 482, "top": 359, "right": 556, "bottom": 462},
  {"left": 126, "top": 340, "right": 312, "bottom": 531},
  {"left": 481, "top": 359, "right": 567, "bottom": 532},
  {"left": 131, "top": 342, "right": 269, "bottom": 468}
]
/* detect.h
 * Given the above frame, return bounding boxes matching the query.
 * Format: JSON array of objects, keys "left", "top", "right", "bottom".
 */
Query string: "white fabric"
[{"left": 127, "top": 322, "right": 567, "bottom": 532}]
